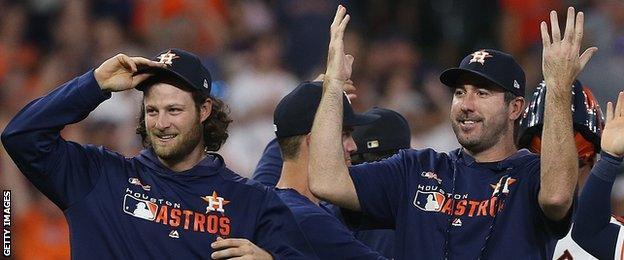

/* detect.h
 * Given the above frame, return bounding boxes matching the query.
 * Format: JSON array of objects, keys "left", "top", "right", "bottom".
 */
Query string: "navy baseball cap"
[
  {"left": 440, "top": 49, "right": 526, "bottom": 97},
  {"left": 135, "top": 48, "right": 212, "bottom": 96},
  {"left": 273, "top": 81, "right": 380, "bottom": 138},
  {"left": 352, "top": 107, "right": 411, "bottom": 155}
]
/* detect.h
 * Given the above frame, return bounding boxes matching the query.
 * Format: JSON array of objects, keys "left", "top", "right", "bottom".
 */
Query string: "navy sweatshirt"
[
  {"left": 275, "top": 188, "right": 386, "bottom": 260},
  {"left": 349, "top": 148, "right": 571, "bottom": 259},
  {"left": 1, "top": 71, "right": 312, "bottom": 259},
  {"left": 572, "top": 152, "right": 624, "bottom": 259}
]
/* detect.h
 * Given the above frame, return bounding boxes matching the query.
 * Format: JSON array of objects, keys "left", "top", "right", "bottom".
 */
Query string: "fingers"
[
  {"left": 131, "top": 56, "right": 166, "bottom": 69},
  {"left": 330, "top": 5, "right": 345, "bottom": 28},
  {"left": 549, "top": 11, "right": 561, "bottom": 43},
  {"left": 211, "top": 238, "right": 247, "bottom": 250},
  {"left": 617, "top": 91, "right": 624, "bottom": 117},
  {"left": 579, "top": 47, "right": 598, "bottom": 71},
  {"left": 130, "top": 73, "right": 154, "bottom": 88},
  {"left": 211, "top": 247, "right": 246, "bottom": 259},
  {"left": 574, "top": 11, "right": 584, "bottom": 48},
  {"left": 117, "top": 54, "right": 137, "bottom": 73},
  {"left": 606, "top": 101, "right": 614, "bottom": 121},
  {"left": 563, "top": 7, "right": 575, "bottom": 42},
  {"left": 540, "top": 21, "right": 551, "bottom": 47}
]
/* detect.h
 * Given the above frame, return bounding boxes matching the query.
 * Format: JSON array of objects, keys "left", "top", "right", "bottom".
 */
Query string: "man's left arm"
[{"left": 539, "top": 7, "right": 597, "bottom": 221}]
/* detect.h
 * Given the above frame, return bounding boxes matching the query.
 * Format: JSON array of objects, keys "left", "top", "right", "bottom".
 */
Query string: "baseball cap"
[
  {"left": 135, "top": 48, "right": 212, "bottom": 96},
  {"left": 352, "top": 107, "right": 411, "bottom": 155},
  {"left": 273, "top": 81, "right": 379, "bottom": 138},
  {"left": 440, "top": 49, "right": 526, "bottom": 97}
]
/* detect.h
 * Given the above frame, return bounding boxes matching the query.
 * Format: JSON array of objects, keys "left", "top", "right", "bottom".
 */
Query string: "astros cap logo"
[
  {"left": 469, "top": 50, "right": 493, "bottom": 65},
  {"left": 156, "top": 50, "right": 180, "bottom": 66}
]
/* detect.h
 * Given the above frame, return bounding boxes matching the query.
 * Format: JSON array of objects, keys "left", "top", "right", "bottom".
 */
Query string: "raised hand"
[
  {"left": 324, "top": 5, "right": 354, "bottom": 90},
  {"left": 94, "top": 54, "right": 165, "bottom": 92},
  {"left": 601, "top": 91, "right": 624, "bottom": 158},
  {"left": 540, "top": 7, "right": 597, "bottom": 92},
  {"left": 211, "top": 237, "right": 273, "bottom": 260}
]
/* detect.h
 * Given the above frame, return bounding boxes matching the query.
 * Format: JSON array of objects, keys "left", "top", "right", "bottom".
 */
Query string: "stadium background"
[{"left": 0, "top": 0, "right": 622, "bottom": 258}]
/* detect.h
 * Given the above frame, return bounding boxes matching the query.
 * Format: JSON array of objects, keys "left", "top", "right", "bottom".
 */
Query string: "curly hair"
[{"left": 135, "top": 75, "right": 232, "bottom": 152}]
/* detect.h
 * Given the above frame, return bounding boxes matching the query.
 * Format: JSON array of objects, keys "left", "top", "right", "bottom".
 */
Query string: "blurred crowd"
[{"left": 0, "top": 0, "right": 623, "bottom": 258}]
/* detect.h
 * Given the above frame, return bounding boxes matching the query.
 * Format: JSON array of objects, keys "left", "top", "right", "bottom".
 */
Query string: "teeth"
[
  {"left": 158, "top": 134, "right": 175, "bottom": 139},
  {"left": 464, "top": 120, "right": 475, "bottom": 124}
]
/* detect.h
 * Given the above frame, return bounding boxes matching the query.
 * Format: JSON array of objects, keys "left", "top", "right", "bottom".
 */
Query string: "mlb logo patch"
[
  {"left": 123, "top": 194, "right": 158, "bottom": 221},
  {"left": 413, "top": 190, "right": 445, "bottom": 212}
]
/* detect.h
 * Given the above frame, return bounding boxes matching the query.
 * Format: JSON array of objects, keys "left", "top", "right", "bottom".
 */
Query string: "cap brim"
[
  {"left": 344, "top": 113, "right": 380, "bottom": 127},
  {"left": 134, "top": 67, "right": 195, "bottom": 91},
  {"left": 439, "top": 68, "right": 506, "bottom": 90}
]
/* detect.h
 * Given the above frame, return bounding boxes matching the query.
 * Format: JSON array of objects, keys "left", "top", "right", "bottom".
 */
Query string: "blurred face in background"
[{"left": 342, "top": 128, "right": 357, "bottom": 166}]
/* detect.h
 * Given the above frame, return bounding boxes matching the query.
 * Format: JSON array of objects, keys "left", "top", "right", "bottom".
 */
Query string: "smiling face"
[
  {"left": 143, "top": 82, "right": 210, "bottom": 163},
  {"left": 450, "top": 75, "right": 515, "bottom": 154}
]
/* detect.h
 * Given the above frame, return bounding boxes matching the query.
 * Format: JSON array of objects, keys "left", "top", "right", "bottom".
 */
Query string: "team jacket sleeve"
[
  {"left": 572, "top": 152, "right": 623, "bottom": 260},
  {"left": 253, "top": 190, "right": 317, "bottom": 259},
  {"left": 348, "top": 151, "right": 408, "bottom": 229},
  {"left": 251, "top": 138, "right": 283, "bottom": 187},
  {"left": 1, "top": 70, "right": 111, "bottom": 210},
  {"left": 298, "top": 212, "right": 387, "bottom": 260}
]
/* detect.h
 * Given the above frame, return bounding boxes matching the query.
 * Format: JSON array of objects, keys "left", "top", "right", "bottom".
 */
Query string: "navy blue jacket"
[{"left": 1, "top": 71, "right": 312, "bottom": 259}]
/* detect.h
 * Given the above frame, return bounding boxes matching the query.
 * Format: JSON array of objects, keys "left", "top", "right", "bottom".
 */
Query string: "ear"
[
  {"left": 200, "top": 98, "right": 213, "bottom": 123},
  {"left": 509, "top": 96, "right": 525, "bottom": 121},
  {"left": 305, "top": 133, "right": 312, "bottom": 147}
]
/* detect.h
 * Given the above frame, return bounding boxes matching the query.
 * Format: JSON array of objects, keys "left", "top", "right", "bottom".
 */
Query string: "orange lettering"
[
  {"left": 454, "top": 200, "right": 467, "bottom": 216},
  {"left": 441, "top": 198, "right": 454, "bottom": 214},
  {"left": 169, "top": 208, "right": 181, "bottom": 227},
  {"left": 477, "top": 200, "right": 489, "bottom": 216},
  {"left": 488, "top": 197, "right": 499, "bottom": 217},
  {"left": 467, "top": 201, "right": 480, "bottom": 217},
  {"left": 207, "top": 215, "right": 219, "bottom": 234},
  {"left": 220, "top": 217, "right": 230, "bottom": 235},
  {"left": 155, "top": 205, "right": 168, "bottom": 224},
  {"left": 182, "top": 210, "right": 193, "bottom": 230},
  {"left": 194, "top": 213, "right": 206, "bottom": 232}
]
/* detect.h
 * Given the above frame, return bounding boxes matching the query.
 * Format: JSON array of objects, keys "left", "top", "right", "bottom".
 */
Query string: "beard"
[
  {"left": 451, "top": 113, "right": 509, "bottom": 154},
  {"left": 149, "top": 118, "right": 204, "bottom": 163}
]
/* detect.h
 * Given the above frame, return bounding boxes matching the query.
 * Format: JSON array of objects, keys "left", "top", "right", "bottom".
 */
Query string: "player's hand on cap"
[
  {"left": 324, "top": 5, "right": 354, "bottom": 89},
  {"left": 601, "top": 91, "right": 624, "bottom": 158},
  {"left": 211, "top": 237, "right": 273, "bottom": 260},
  {"left": 313, "top": 73, "right": 358, "bottom": 100},
  {"left": 540, "top": 7, "right": 597, "bottom": 92},
  {"left": 94, "top": 53, "right": 165, "bottom": 92}
]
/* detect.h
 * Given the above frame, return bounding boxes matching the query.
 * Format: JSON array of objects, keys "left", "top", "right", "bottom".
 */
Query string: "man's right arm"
[
  {"left": 1, "top": 71, "right": 112, "bottom": 209},
  {"left": 308, "top": 6, "right": 360, "bottom": 211}
]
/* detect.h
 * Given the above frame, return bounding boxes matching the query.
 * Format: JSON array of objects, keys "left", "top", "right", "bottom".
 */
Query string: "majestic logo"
[
  {"left": 201, "top": 191, "right": 230, "bottom": 214},
  {"left": 513, "top": 80, "right": 520, "bottom": 89},
  {"left": 421, "top": 171, "right": 442, "bottom": 184},
  {"left": 452, "top": 218, "right": 463, "bottom": 227},
  {"left": 490, "top": 177, "right": 517, "bottom": 197},
  {"left": 169, "top": 230, "right": 180, "bottom": 239},
  {"left": 469, "top": 50, "right": 493, "bottom": 65},
  {"left": 203, "top": 79, "right": 209, "bottom": 89},
  {"left": 156, "top": 50, "right": 180, "bottom": 66},
  {"left": 129, "top": 178, "right": 151, "bottom": 191}
]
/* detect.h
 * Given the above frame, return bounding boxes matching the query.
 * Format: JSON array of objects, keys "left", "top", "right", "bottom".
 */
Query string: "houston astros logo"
[
  {"left": 201, "top": 191, "right": 230, "bottom": 214},
  {"left": 490, "top": 177, "right": 517, "bottom": 196},
  {"left": 469, "top": 50, "right": 492, "bottom": 65},
  {"left": 157, "top": 50, "right": 179, "bottom": 66}
]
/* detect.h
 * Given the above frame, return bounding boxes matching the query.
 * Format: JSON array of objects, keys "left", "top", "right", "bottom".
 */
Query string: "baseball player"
[
  {"left": 1, "top": 48, "right": 313, "bottom": 259},
  {"left": 344, "top": 107, "right": 412, "bottom": 259},
  {"left": 571, "top": 91, "right": 624, "bottom": 259},
  {"left": 308, "top": 6, "right": 596, "bottom": 259},
  {"left": 518, "top": 80, "right": 616, "bottom": 259},
  {"left": 270, "top": 80, "right": 385, "bottom": 259}
]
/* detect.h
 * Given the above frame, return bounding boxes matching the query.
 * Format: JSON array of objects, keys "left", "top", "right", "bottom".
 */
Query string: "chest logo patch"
[{"left": 201, "top": 191, "right": 230, "bottom": 214}]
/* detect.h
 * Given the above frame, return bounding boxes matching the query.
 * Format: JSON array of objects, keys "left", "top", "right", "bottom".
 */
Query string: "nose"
[
  {"left": 343, "top": 135, "right": 358, "bottom": 155},
  {"left": 459, "top": 93, "right": 477, "bottom": 112},
  {"left": 154, "top": 113, "right": 171, "bottom": 130}
]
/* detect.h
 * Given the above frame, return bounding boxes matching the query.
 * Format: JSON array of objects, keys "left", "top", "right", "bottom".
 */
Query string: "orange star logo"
[{"left": 201, "top": 191, "right": 230, "bottom": 213}]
